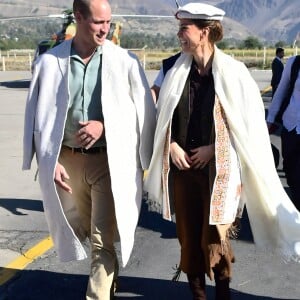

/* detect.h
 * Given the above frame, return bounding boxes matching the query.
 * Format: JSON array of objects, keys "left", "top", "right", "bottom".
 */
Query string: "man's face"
[
  {"left": 75, "top": 0, "right": 111, "bottom": 47},
  {"left": 279, "top": 50, "right": 284, "bottom": 59}
]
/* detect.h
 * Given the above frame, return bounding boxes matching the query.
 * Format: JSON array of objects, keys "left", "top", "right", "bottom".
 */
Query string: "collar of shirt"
[
  {"left": 191, "top": 60, "right": 212, "bottom": 77},
  {"left": 70, "top": 45, "right": 103, "bottom": 62}
]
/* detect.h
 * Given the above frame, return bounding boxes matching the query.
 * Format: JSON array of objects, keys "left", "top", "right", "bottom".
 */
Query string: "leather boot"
[
  {"left": 187, "top": 274, "right": 207, "bottom": 300},
  {"left": 215, "top": 277, "right": 231, "bottom": 300}
]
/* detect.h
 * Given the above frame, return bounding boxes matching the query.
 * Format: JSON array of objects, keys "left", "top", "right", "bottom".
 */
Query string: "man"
[
  {"left": 271, "top": 47, "right": 284, "bottom": 96},
  {"left": 23, "top": 0, "right": 156, "bottom": 299},
  {"left": 151, "top": 52, "right": 181, "bottom": 103},
  {"left": 267, "top": 54, "right": 300, "bottom": 211}
]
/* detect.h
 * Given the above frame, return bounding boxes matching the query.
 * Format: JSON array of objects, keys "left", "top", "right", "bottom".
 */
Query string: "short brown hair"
[
  {"left": 193, "top": 19, "right": 223, "bottom": 43},
  {"left": 73, "top": 0, "right": 91, "bottom": 19}
]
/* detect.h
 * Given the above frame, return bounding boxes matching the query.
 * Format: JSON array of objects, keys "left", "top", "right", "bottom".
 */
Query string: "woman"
[{"left": 145, "top": 2, "right": 300, "bottom": 300}]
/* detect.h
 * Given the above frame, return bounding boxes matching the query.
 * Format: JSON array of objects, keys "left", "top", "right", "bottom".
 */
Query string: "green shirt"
[{"left": 63, "top": 45, "right": 105, "bottom": 148}]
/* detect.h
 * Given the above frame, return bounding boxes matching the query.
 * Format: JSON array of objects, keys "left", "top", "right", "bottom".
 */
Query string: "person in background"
[
  {"left": 145, "top": 2, "right": 300, "bottom": 300},
  {"left": 267, "top": 54, "right": 300, "bottom": 211},
  {"left": 151, "top": 52, "right": 181, "bottom": 103},
  {"left": 23, "top": 0, "right": 156, "bottom": 299},
  {"left": 271, "top": 47, "right": 284, "bottom": 97}
]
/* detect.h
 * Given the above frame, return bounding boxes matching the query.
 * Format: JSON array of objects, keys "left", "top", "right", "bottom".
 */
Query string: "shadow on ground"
[
  {"left": 138, "top": 200, "right": 177, "bottom": 239},
  {"left": 138, "top": 198, "right": 256, "bottom": 243},
  {"left": 0, "top": 269, "right": 295, "bottom": 300},
  {"left": 0, "top": 198, "right": 43, "bottom": 215},
  {"left": 0, "top": 80, "right": 30, "bottom": 89}
]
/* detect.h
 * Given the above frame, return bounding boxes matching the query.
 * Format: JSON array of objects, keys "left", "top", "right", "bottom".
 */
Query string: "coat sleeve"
[
  {"left": 22, "top": 68, "right": 39, "bottom": 170},
  {"left": 267, "top": 57, "right": 293, "bottom": 123},
  {"left": 128, "top": 53, "right": 156, "bottom": 170}
]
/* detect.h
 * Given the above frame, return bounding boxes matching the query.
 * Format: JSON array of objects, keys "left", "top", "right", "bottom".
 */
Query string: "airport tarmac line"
[{"left": 0, "top": 236, "right": 53, "bottom": 286}]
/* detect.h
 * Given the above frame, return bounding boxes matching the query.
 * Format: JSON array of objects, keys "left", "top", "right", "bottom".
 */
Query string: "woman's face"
[{"left": 177, "top": 19, "right": 204, "bottom": 54}]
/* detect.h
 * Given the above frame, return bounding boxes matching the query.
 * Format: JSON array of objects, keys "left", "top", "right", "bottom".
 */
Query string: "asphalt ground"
[{"left": 0, "top": 70, "right": 300, "bottom": 300}]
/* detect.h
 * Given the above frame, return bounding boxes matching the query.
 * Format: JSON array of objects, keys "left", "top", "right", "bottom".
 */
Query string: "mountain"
[
  {"left": 109, "top": 0, "right": 255, "bottom": 42},
  {"left": 1, "top": 0, "right": 300, "bottom": 44},
  {"left": 217, "top": 0, "right": 300, "bottom": 44}
]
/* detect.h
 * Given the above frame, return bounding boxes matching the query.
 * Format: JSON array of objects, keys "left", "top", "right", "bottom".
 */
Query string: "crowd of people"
[{"left": 23, "top": 1, "right": 300, "bottom": 300}]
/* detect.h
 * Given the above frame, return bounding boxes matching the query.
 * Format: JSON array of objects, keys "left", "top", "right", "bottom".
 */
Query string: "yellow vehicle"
[
  {"left": 33, "top": 9, "right": 122, "bottom": 59},
  {"left": 29, "top": 10, "right": 122, "bottom": 72}
]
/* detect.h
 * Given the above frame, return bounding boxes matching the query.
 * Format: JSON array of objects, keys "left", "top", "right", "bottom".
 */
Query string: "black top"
[{"left": 172, "top": 61, "right": 215, "bottom": 152}]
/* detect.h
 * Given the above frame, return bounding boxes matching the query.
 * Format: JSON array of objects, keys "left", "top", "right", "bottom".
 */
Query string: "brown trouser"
[
  {"left": 172, "top": 168, "right": 234, "bottom": 281},
  {"left": 58, "top": 147, "right": 118, "bottom": 300}
]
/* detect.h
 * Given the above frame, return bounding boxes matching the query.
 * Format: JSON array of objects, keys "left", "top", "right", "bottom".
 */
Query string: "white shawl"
[{"left": 144, "top": 47, "right": 300, "bottom": 261}]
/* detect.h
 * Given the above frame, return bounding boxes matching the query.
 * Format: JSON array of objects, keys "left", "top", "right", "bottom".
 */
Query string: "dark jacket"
[{"left": 271, "top": 57, "right": 284, "bottom": 88}]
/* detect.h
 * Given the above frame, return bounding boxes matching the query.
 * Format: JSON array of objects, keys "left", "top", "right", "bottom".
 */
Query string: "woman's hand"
[
  {"left": 170, "top": 141, "right": 192, "bottom": 170},
  {"left": 189, "top": 144, "right": 215, "bottom": 169}
]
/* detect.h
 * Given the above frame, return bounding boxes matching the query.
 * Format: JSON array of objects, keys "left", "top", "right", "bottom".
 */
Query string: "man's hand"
[
  {"left": 190, "top": 144, "right": 215, "bottom": 169},
  {"left": 170, "top": 142, "right": 192, "bottom": 170},
  {"left": 54, "top": 162, "right": 72, "bottom": 193},
  {"left": 76, "top": 120, "right": 104, "bottom": 149}
]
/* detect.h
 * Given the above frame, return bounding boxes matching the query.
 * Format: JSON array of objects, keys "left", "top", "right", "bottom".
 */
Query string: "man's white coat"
[{"left": 23, "top": 39, "right": 156, "bottom": 266}]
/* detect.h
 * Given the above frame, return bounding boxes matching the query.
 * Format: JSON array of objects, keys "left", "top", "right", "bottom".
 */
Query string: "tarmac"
[{"left": 0, "top": 70, "right": 300, "bottom": 300}]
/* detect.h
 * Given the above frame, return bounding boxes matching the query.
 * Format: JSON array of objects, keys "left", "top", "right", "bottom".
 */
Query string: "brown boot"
[
  {"left": 187, "top": 274, "right": 207, "bottom": 300},
  {"left": 215, "top": 277, "right": 231, "bottom": 300}
]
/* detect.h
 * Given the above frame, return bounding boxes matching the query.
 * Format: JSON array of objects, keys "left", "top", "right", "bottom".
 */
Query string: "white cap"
[{"left": 175, "top": 3, "right": 225, "bottom": 21}]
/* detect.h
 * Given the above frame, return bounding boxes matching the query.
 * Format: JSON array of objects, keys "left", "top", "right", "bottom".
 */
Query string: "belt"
[{"left": 63, "top": 146, "right": 107, "bottom": 154}]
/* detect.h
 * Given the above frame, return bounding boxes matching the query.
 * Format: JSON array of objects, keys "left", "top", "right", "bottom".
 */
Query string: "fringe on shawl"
[
  {"left": 270, "top": 240, "right": 300, "bottom": 264},
  {"left": 288, "top": 253, "right": 300, "bottom": 263},
  {"left": 143, "top": 191, "right": 163, "bottom": 215},
  {"left": 228, "top": 218, "right": 241, "bottom": 240},
  {"left": 172, "top": 264, "right": 182, "bottom": 281}
]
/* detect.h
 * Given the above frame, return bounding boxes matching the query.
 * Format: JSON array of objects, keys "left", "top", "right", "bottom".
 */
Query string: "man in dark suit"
[{"left": 271, "top": 47, "right": 284, "bottom": 97}]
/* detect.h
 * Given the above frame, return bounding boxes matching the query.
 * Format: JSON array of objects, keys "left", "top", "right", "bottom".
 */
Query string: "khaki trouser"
[{"left": 58, "top": 147, "right": 118, "bottom": 300}]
